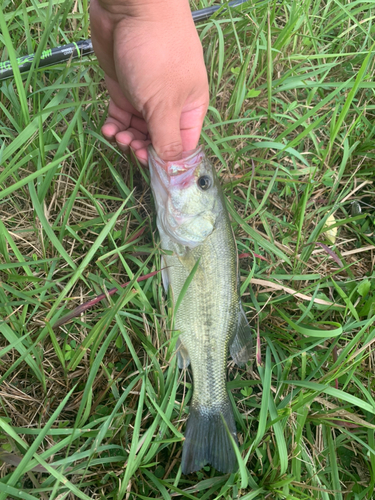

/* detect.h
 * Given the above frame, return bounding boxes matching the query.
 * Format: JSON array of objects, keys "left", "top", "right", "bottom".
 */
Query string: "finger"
[
  {"left": 134, "top": 149, "right": 148, "bottom": 166},
  {"left": 180, "top": 103, "right": 208, "bottom": 152},
  {"left": 130, "top": 115, "right": 148, "bottom": 135},
  {"left": 102, "top": 99, "right": 133, "bottom": 141},
  {"left": 103, "top": 100, "right": 149, "bottom": 142},
  {"left": 131, "top": 139, "right": 152, "bottom": 166},
  {"left": 115, "top": 128, "right": 148, "bottom": 152},
  {"left": 116, "top": 127, "right": 147, "bottom": 144},
  {"left": 146, "top": 105, "right": 183, "bottom": 162},
  {"left": 105, "top": 76, "right": 142, "bottom": 119},
  {"left": 102, "top": 118, "right": 124, "bottom": 141}
]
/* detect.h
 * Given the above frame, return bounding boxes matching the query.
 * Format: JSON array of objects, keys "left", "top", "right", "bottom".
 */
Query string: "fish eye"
[{"left": 197, "top": 175, "right": 212, "bottom": 190}]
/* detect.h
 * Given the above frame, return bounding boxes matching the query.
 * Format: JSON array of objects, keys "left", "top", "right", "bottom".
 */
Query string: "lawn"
[{"left": 0, "top": 0, "right": 374, "bottom": 499}]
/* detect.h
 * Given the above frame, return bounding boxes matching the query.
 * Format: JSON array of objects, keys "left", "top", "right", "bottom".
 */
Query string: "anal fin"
[
  {"left": 176, "top": 337, "right": 190, "bottom": 369},
  {"left": 230, "top": 306, "right": 253, "bottom": 366}
]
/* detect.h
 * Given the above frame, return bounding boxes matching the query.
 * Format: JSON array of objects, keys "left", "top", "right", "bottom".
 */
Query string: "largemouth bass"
[{"left": 148, "top": 145, "right": 253, "bottom": 474}]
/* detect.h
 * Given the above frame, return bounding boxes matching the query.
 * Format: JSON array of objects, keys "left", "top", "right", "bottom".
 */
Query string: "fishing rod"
[{"left": 0, "top": 0, "right": 248, "bottom": 82}]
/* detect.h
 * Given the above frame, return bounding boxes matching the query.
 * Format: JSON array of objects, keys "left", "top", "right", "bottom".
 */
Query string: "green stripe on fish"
[{"left": 148, "top": 145, "right": 253, "bottom": 475}]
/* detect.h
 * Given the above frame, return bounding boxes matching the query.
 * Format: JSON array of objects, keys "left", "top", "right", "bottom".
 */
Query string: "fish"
[{"left": 148, "top": 145, "right": 253, "bottom": 475}]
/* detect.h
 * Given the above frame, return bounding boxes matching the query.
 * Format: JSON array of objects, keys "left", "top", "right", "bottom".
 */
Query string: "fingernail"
[{"left": 117, "top": 142, "right": 130, "bottom": 152}]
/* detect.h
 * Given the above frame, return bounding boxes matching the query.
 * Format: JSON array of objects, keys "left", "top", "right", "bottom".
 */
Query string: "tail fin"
[{"left": 181, "top": 402, "right": 238, "bottom": 474}]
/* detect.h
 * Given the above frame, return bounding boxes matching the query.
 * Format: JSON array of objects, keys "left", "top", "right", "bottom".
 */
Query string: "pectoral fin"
[
  {"left": 176, "top": 337, "right": 190, "bottom": 369},
  {"left": 230, "top": 306, "right": 253, "bottom": 366}
]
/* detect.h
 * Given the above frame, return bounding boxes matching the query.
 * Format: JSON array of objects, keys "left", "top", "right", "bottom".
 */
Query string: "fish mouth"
[{"left": 148, "top": 145, "right": 205, "bottom": 190}]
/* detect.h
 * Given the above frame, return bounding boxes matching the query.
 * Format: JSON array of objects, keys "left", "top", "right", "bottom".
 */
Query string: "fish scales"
[
  {"left": 171, "top": 224, "right": 238, "bottom": 404},
  {"left": 148, "top": 145, "right": 253, "bottom": 474}
]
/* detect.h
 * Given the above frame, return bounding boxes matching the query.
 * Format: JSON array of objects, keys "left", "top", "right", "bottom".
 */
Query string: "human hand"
[{"left": 90, "top": 0, "right": 209, "bottom": 165}]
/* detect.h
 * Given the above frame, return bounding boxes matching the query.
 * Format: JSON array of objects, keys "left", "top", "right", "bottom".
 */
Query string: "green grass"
[{"left": 1, "top": 0, "right": 375, "bottom": 498}]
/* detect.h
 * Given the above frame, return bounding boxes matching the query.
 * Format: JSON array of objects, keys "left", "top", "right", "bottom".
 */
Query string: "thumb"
[{"left": 146, "top": 106, "right": 183, "bottom": 162}]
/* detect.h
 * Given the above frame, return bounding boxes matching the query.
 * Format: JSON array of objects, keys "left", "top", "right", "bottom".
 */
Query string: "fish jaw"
[
  {"left": 148, "top": 145, "right": 205, "bottom": 193},
  {"left": 148, "top": 145, "right": 205, "bottom": 178}
]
